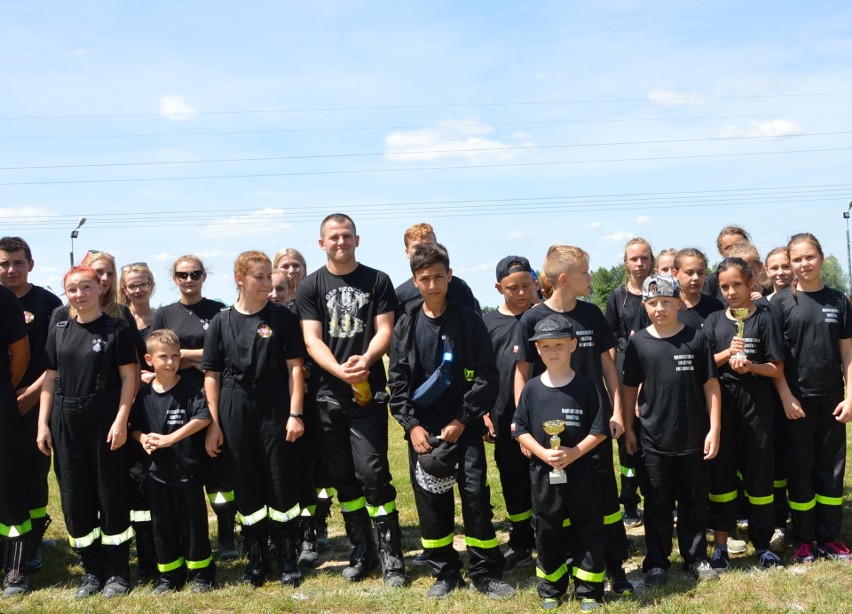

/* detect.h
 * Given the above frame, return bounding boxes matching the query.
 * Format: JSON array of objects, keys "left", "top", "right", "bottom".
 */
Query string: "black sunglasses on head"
[{"left": 174, "top": 269, "right": 204, "bottom": 281}]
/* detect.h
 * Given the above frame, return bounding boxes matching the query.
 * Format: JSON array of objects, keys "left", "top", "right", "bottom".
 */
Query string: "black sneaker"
[
  {"left": 152, "top": 578, "right": 179, "bottom": 595},
  {"left": 191, "top": 579, "right": 215, "bottom": 593},
  {"left": 410, "top": 550, "right": 430, "bottom": 566},
  {"left": 580, "top": 598, "right": 602, "bottom": 611},
  {"left": 756, "top": 549, "right": 784, "bottom": 569},
  {"left": 710, "top": 547, "right": 730, "bottom": 572},
  {"left": 427, "top": 575, "right": 465, "bottom": 599},
  {"left": 644, "top": 567, "right": 667, "bottom": 587},
  {"left": 623, "top": 506, "right": 642, "bottom": 528},
  {"left": 102, "top": 575, "right": 131, "bottom": 598},
  {"left": 541, "top": 597, "right": 561, "bottom": 610},
  {"left": 75, "top": 573, "right": 102, "bottom": 599},
  {"left": 2, "top": 571, "right": 30, "bottom": 598},
  {"left": 504, "top": 548, "right": 533, "bottom": 572},
  {"left": 607, "top": 566, "right": 634, "bottom": 595},
  {"left": 473, "top": 577, "right": 516, "bottom": 601}
]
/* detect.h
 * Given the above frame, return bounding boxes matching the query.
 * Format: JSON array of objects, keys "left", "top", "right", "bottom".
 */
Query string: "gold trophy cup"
[
  {"left": 731, "top": 308, "right": 750, "bottom": 360},
  {"left": 543, "top": 420, "right": 567, "bottom": 485}
]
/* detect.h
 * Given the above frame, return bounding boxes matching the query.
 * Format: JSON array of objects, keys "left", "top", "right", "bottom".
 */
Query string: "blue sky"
[{"left": 3, "top": 1, "right": 851, "bottom": 305}]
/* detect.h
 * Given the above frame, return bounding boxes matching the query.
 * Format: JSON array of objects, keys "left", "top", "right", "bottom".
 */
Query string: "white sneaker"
[
  {"left": 727, "top": 537, "right": 747, "bottom": 554},
  {"left": 769, "top": 528, "right": 786, "bottom": 553}
]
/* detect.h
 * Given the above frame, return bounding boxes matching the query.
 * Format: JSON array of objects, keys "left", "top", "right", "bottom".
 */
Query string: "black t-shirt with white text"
[
  {"left": 622, "top": 325, "right": 717, "bottom": 455},
  {"left": 771, "top": 286, "right": 852, "bottom": 400},
  {"left": 296, "top": 264, "right": 398, "bottom": 398},
  {"left": 512, "top": 374, "right": 607, "bottom": 471},
  {"left": 703, "top": 304, "right": 784, "bottom": 385},
  {"left": 514, "top": 301, "right": 616, "bottom": 411},
  {"left": 152, "top": 298, "right": 225, "bottom": 388},
  {"left": 17, "top": 285, "right": 62, "bottom": 387},
  {"left": 44, "top": 314, "right": 138, "bottom": 397},
  {"left": 130, "top": 377, "right": 211, "bottom": 490}
]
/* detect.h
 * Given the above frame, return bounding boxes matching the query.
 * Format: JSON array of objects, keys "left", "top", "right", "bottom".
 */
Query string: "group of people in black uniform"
[{"left": 0, "top": 218, "right": 849, "bottom": 611}]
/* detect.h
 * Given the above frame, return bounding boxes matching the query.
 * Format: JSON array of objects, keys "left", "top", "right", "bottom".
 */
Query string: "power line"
[
  {"left": 3, "top": 111, "right": 851, "bottom": 142},
  {"left": 2, "top": 146, "right": 850, "bottom": 187},
  {"left": 3, "top": 131, "right": 850, "bottom": 172},
  {"left": 2, "top": 92, "right": 851, "bottom": 120}
]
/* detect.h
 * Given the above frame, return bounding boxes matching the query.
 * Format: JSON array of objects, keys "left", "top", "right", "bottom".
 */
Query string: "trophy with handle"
[
  {"left": 731, "top": 308, "right": 750, "bottom": 360},
  {"left": 543, "top": 420, "right": 567, "bottom": 484}
]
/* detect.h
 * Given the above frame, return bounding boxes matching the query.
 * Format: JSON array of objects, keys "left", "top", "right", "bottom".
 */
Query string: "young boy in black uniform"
[
  {"left": 622, "top": 274, "right": 721, "bottom": 586},
  {"left": 513, "top": 245, "right": 632, "bottom": 594},
  {"left": 131, "top": 329, "right": 215, "bottom": 593},
  {"left": 0, "top": 237, "right": 62, "bottom": 572},
  {"left": 513, "top": 314, "right": 608, "bottom": 612},
  {"left": 482, "top": 255, "right": 537, "bottom": 570},
  {"left": 388, "top": 243, "right": 514, "bottom": 601}
]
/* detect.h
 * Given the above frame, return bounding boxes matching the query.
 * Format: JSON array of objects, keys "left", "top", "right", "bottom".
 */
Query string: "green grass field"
[{"left": 8, "top": 415, "right": 852, "bottom": 613}]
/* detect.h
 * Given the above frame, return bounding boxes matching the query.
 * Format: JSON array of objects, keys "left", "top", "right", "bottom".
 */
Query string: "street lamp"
[
  {"left": 69, "top": 217, "right": 86, "bottom": 267},
  {"left": 844, "top": 203, "right": 852, "bottom": 296}
]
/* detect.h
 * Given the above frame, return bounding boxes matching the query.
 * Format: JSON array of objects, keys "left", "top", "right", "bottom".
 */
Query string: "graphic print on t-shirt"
[
  {"left": 674, "top": 352, "right": 694, "bottom": 372},
  {"left": 92, "top": 336, "right": 106, "bottom": 352},
  {"left": 326, "top": 286, "right": 370, "bottom": 338}
]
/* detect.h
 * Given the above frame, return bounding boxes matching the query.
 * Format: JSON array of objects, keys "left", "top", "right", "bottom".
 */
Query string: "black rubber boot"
[
  {"left": 132, "top": 521, "right": 157, "bottom": 579},
  {"left": 240, "top": 523, "right": 270, "bottom": 588},
  {"left": 2, "top": 539, "right": 30, "bottom": 598},
  {"left": 315, "top": 497, "right": 332, "bottom": 552},
  {"left": 374, "top": 512, "right": 406, "bottom": 587},
  {"left": 216, "top": 507, "right": 239, "bottom": 561},
  {"left": 102, "top": 542, "right": 131, "bottom": 598},
  {"left": 341, "top": 508, "right": 378, "bottom": 582},
  {"left": 75, "top": 543, "right": 104, "bottom": 598},
  {"left": 274, "top": 536, "right": 303, "bottom": 587},
  {"left": 297, "top": 517, "right": 320, "bottom": 568},
  {"left": 25, "top": 514, "right": 51, "bottom": 573}
]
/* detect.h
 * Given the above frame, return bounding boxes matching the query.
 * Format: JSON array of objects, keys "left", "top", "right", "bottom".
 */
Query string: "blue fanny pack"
[{"left": 411, "top": 335, "right": 454, "bottom": 409}]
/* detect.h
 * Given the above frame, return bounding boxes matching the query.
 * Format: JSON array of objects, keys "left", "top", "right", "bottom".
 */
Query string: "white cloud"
[
  {"left": 71, "top": 48, "right": 99, "bottom": 58},
  {"left": 384, "top": 117, "right": 534, "bottom": 163},
  {"left": 508, "top": 230, "right": 525, "bottom": 239},
  {"left": 636, "top": 215, "right": 652, "bottom": 225},
  {"left": 601, "top": 230, "right": 634, "bottom": 243},
  {"left": 197, "top": 208, "right": 293, "bottom": 238},
  {"left": 589, "top": 222, "right": 603, "bottom": 230},
  {"left": 1, "top": 206, "right": 59, "bottom": 223},
  {"left": 150, "top": 251, "right": 175, "bottom": 262},
  {"left": 714, "top": 119, "right": 803, "bottom": 139},
  {"left": 159, "top": 95, "right": 197, "bottom": 121},
  {"left": 647, "top": 88, "right": 709, "bottom": 107},
  {"left": 453, "top": 261, "right": 494, "bottom": 274}
]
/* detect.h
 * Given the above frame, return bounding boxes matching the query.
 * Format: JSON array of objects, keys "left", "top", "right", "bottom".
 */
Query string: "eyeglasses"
[
  {"left": 121, "top": 262, "right": 148, "bottom": 272},
  {"left": 174, "top": 269, "right": 204, "bottom": 281},
  {"left": 123, "top": 281, "right": 152, "bottom": 292}
]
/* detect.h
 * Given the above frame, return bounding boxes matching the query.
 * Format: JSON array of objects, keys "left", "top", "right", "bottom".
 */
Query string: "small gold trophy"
[
  {"left": 543, "top": 420, "right": 567, "bottom": 484},
  {"left": 731, "top": 308, "right": 750, "bottom": 360}
]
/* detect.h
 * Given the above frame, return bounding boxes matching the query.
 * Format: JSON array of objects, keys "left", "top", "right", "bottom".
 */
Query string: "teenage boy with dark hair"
[
  {"left": 388, "top": 242, "right": 514, "bottom": 601},
  {"left": 512, "top": 245, "right": 633, "bottom": 594},
  {"left": 0, "top": 236, "right": 62, "bottom": 572},
  {"left": 482, "top": 255, "right": 537, "bottom": 570},
  {"left": 513, "top": 314, "right": 608, "bottom": 612},
  {"left": 296, "top": 213, "right": 406, "bottom": 587},
  {"left": 131, "top": 329, "right": 215, "bottom": 593},
  {"left": 622, "top": 274, "right": 721, "bottom": 586}
]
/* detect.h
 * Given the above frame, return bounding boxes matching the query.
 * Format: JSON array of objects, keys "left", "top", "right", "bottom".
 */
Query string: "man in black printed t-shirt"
[
  {"left": 296, "top": 213, "right": 405, "bottom": 587},
  {"left": 0, "top": 236, "right": 62, "bottom": 573}
]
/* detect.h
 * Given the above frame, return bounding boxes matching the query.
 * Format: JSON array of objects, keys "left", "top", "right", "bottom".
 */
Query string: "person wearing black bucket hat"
[
  {"left": 389, "top": 243, "right": 515, "bottom": 602},
  {"left": 513, "top": 313, "right": 609, "bottom": 611}
]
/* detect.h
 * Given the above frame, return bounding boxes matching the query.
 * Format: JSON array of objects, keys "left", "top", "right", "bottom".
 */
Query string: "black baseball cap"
[
  {"left": 417, "top": 437, "right": 460, "bottom": 479},
  {"left": 496, "top": 255, "right": 533, "bottom": 282},
  {"left": 529, "top": 314, "right": 575, "bottom": 341}
]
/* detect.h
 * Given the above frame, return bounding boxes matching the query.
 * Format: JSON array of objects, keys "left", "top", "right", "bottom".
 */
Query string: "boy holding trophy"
[{"left": 512, "top": 314, "right": 609, "bottom": 611}]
